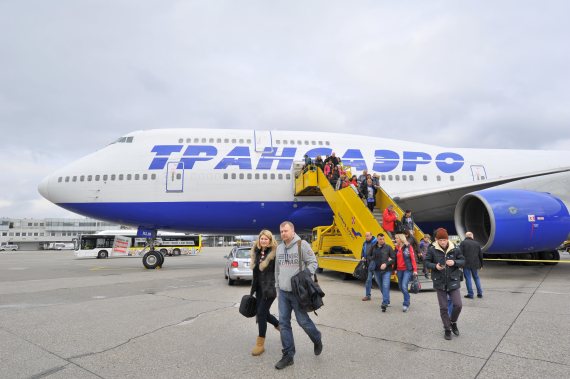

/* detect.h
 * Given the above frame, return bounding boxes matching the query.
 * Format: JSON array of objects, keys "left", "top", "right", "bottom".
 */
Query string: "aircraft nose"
[{"left": 38, "top": 175, "right": 51, "bottom": 200}]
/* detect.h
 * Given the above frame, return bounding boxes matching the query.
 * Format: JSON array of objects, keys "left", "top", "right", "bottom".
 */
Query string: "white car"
[
  {"left": 0, "top": 244, "right": 18, "bottom": 251},
  {"left": 224, "top": 246, "right": 253, "bottom": 285}
]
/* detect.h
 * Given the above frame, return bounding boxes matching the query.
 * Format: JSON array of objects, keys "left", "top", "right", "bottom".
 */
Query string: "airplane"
[{"left": 38, "top": 128, "right": 570, "bottom": 267}]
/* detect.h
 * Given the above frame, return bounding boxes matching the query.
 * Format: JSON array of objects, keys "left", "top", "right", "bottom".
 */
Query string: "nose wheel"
[{"left": 142, "top": 251, "right": 164, "bottom": 269}]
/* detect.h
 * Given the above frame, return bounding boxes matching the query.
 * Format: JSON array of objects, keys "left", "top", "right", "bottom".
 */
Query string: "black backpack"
[
  {"left": 290, "top": 241, "right": 325, "bottom": 313},
  {"left": 394, "top": 220, "right": 405, "bottom": 234}
]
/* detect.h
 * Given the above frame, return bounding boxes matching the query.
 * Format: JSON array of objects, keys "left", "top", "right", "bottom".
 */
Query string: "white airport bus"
[{"left": 75, "top": 230, "right": 202, "bottom": 259}]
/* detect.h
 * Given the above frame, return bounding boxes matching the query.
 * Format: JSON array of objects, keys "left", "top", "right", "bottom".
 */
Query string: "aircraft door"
[
  {"left": 166, "top": 161, "right": 184, "bottom": 192},
  {"left": 471, "top": 165, "right": 487, "bottom": 181},
  {"left": 253, "top": 130, "right": 274, "bottom": 153}
]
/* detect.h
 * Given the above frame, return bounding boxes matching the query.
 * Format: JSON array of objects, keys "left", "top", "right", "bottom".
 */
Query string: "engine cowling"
[{"left": 454, "top": 189, "right": 570, "bottom": 253}]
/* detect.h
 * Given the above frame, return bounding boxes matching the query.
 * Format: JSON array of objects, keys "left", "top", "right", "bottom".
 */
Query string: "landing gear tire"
[
  {"left": 541, "top": 250, "right": 560, "bottom": 265},
  {"left": 97, "top": 250, "right": 108, "bottom": 259},
  {"left": 143, "top": 251, "right": 162, "bottom": 269}
]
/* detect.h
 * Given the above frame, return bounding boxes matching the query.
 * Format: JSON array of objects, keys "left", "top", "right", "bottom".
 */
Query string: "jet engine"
[{"left": 454, "top": 189, "right": 570, "bottom": 254}]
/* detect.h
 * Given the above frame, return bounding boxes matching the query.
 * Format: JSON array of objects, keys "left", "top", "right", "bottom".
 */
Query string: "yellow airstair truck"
[{"left": 294, "top": 164, "right": 431, "bottom": 289}]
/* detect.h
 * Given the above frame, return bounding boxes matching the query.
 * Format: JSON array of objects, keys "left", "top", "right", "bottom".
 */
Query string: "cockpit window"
[{"left": 111, "top": 136, "right": 135, "bottom": 144}]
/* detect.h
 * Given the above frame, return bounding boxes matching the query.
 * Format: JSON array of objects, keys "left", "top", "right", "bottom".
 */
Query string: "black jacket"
[
  {"left": 250, "top": 247, "right": 277, "bottom": 299},
  {"left": 425, "top": 241, "right": 465, "bottom": 291},
  {"left": 368, "top": 243, "right": 395, "bottom": 272},
  {"left": 460, "top": 238, "right": 483, "bottom": 269}
]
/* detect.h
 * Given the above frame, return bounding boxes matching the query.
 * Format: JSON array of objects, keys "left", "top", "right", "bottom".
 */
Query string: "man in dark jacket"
[
  {"left": 368, "top": 233, "right": 395, "bottom": 312},
  {"left": 460, "top": 231, "right": 483, "bottom": 299},
  {"left": 361, "top": 232, "right": 378, "bottom": 301},
  {"left": 425, "top": 228, "right": 465, "bottom": 340}
]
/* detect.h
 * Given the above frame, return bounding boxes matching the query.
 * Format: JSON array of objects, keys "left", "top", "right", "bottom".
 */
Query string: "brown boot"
[{"left": 252, "top": 336, "right": 265, "bottom": 356}]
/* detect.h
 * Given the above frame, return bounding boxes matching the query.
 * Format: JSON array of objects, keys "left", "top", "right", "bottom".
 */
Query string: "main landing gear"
[{"left": 142, "top": 238, "right": 164, "bottom": 269}]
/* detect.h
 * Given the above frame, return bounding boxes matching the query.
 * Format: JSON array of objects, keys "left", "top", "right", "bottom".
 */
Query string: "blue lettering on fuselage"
[{"left": 148, "top": 145, "right": 465, "bottom": 173}]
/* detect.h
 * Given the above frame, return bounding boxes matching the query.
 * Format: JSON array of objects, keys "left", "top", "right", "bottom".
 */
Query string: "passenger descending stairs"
[{"left": 295, "top": 166, "right": 427, "bottom": 280}]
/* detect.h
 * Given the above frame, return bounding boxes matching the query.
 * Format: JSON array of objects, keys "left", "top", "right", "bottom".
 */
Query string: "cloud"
[{"left": 1, "top": 1, "right": 569, "bottom": 218}]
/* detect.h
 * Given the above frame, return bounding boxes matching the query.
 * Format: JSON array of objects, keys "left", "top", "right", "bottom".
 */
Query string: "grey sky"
[{"left": 1, "top": 1, "right": 569, "bottom": 218}]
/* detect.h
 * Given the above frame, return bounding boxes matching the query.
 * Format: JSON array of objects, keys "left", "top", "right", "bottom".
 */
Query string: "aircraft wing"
[{"left": 394, "top": 167, "right": 570, "bottom": 222}]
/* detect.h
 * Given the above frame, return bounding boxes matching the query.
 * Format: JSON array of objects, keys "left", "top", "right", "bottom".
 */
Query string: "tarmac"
[{"left": 1, "top": 248, "right": 569, "bottom": 379}]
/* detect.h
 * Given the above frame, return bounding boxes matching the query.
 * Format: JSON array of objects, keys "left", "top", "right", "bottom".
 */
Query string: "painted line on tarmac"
[
  {"left": 483, "top": 258, "right": 570, "bottom": 263},
  {"left": 89, "top": 266, "right": 142, "bottom": 271}
]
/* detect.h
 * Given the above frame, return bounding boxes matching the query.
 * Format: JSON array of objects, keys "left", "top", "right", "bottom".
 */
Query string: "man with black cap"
[{"left": 425, "top": 228, "right": 465, "bottom": 340}]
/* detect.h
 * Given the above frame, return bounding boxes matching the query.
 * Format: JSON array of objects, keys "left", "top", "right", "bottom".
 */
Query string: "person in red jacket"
[
  {"left": 394, "top": 233, "right": 418, "bottom": 312},
  {"left": 382, "top": 204, "right": 397, "bottom": 240}
]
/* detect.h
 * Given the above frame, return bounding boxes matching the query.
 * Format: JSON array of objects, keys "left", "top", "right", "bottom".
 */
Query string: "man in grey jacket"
[{"left": 274, "top": 221, "right": 322, "bottom": 370}]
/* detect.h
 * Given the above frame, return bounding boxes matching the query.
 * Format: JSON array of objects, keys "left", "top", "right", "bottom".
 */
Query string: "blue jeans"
[
  {"left": 365, "top": 270, "right": 381, "bottom": 297},
  {"left": 397, "top": 270, "right": 412, "bottom": 306},
  {"left": 278, "top": 289, "right": 322, "bottom": 358},
  {"left": 379, "top": 271, "right": 392, "bottom": 306},
  {"left": 464, "top": 268, "right": 483, "bottom": 297}
]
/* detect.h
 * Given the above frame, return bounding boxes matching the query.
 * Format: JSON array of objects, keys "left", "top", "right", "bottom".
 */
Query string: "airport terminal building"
[{"left": 0, "top": 218, "right": 121, "bottom": 251}]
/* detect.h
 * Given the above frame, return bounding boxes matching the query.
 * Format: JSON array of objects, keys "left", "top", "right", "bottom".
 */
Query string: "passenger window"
[
  {"left": 450, "top": 175, "right": 455, "bottom": 181},
  {"left": 111, "top": 174, "right": 116, "bottom": 181},
  {"left": 126, "top": 174, "right": 131, "bottom": 180},
  {"left": 224, "top": 138, "right": 229, "bottom": 143},
  {"left": 276, "top": 140, "right": 281, "bottom": 145},
  {"left": 278, "top": 173, "right": 283, "bottom": 179},
  {"left": 65, "top": 176, "right": 70, "bottom": 182},
  {"left": 437, "top": 175, "right": 441, "bottom": 181},
  {"left": 270, "top": 173, "right": 275, "bottom": 180},
  {"left": 402, "top": 175, "right": 407, "bottom": 181},
  {"left": 263, "top": 173, "right": 268, "bottom": 179},
  {"left": 381, "top": 175, "right": 386, "bottom": 181},
  {"left": 395, "top": 175, "right": 400, "bottom": 181},
  {"left": 201, "top": 138, "right": 206, "bottom": 143},
  {"left": 239, "top": 173, "right": 244, "bottom": 179},
  {"left": 134, "top": 174, "right": 139, "bottom": 180},
  {"left": 142, "top": 174, "right": 148, "bottom": 180},
  {"left": 289, "top": 140, "right": 294, "bottom": 145},
  {"left": 209, "top": 138, "right": 214, "bottom": 143},
  {"left": 286, "top": 174, "right": 291, "bottom": 180},
  {"left": 80, "top": 175, "right": 85, "bottom": 182},
  {"left": 326, "top": 141, "right": 330, "bottom": 146},
  {"left": 239, "top": 139, "right": 244, "bottom": 143},
  {"left": 151, "top": 174, "right": 157, "bottom": 180},
  {"left": 247, "top": 139, "right": 251, "bottom": 144},
  {"left": 304, "top": 141, "right": 309, "bottom": 145},
  {"left": 119, "top": 174, "right": 124, "bottom": 181},
  {"left": 185, "top": 138, "right": 190, "bottom": 143},
  {"left": 223, "top": 173, "right": 228, "bottom": 179},
  {"left": 388, "top": 175, "right": 393, "bottom": 181},
  {"left": 231, "top": 173, "right": 236, "bottom": 179},
  {"left": 95, "top": 175, "right": 100, "bottom": 181},
  {"left": 103, "top": 175, "right": 108, "bottom": 181},
  {"left": 126, "top": 137, "right": 134, "bottom": 143},
  {"left": 232, "top": 139, "right": 237, "bottom": 143},
  {"left": 247, "top": 173, "right": 252, "bottom": 179},
  {"left": 283, "top": 140, "right": 288, "bottom": 145},
  {"left": 72, "top": 176, "right": 77, "bottom": 182},
  {"left": 409, "top": 175, "right": 414, "bottom": 181},
  {"left": 58, "top": 177, "right": 62, "bottom": 183},
  {"left": 194, "top": 138, "right": 199, "bottom": 143},
  {"left": 311, "top": 141, "right": 316, "bottom": 145},
  {"left": 176, "top": 173, "right": 181, "bottom": 179},
  {"left": 217, "top": 138, "right": 221, "bottom": 143},
  {"left": 297, "top": 140, "right": 302, "bottom": 145},
  {"left": 87, "top": 175, "right": 92, "bottom": 181},
  {"left": 423, "top": 175, "right": 428, "bottom": 181},
  {"left": 318, "top": 141, "right": 323, "bottom": 145},
  {"left": 255, "top": 173, "right": 260, "bottom": 179}
]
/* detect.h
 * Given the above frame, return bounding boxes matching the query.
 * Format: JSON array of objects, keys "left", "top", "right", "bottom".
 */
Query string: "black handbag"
[
  {"left": 239, "top": 294, "right": 257, "bottom": 318},
  {"left": 409, "top": 274, "right": 421, "bottom": 294},
  {"left": 353, "top": 260, "right": 368, "bottom": 280}
]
